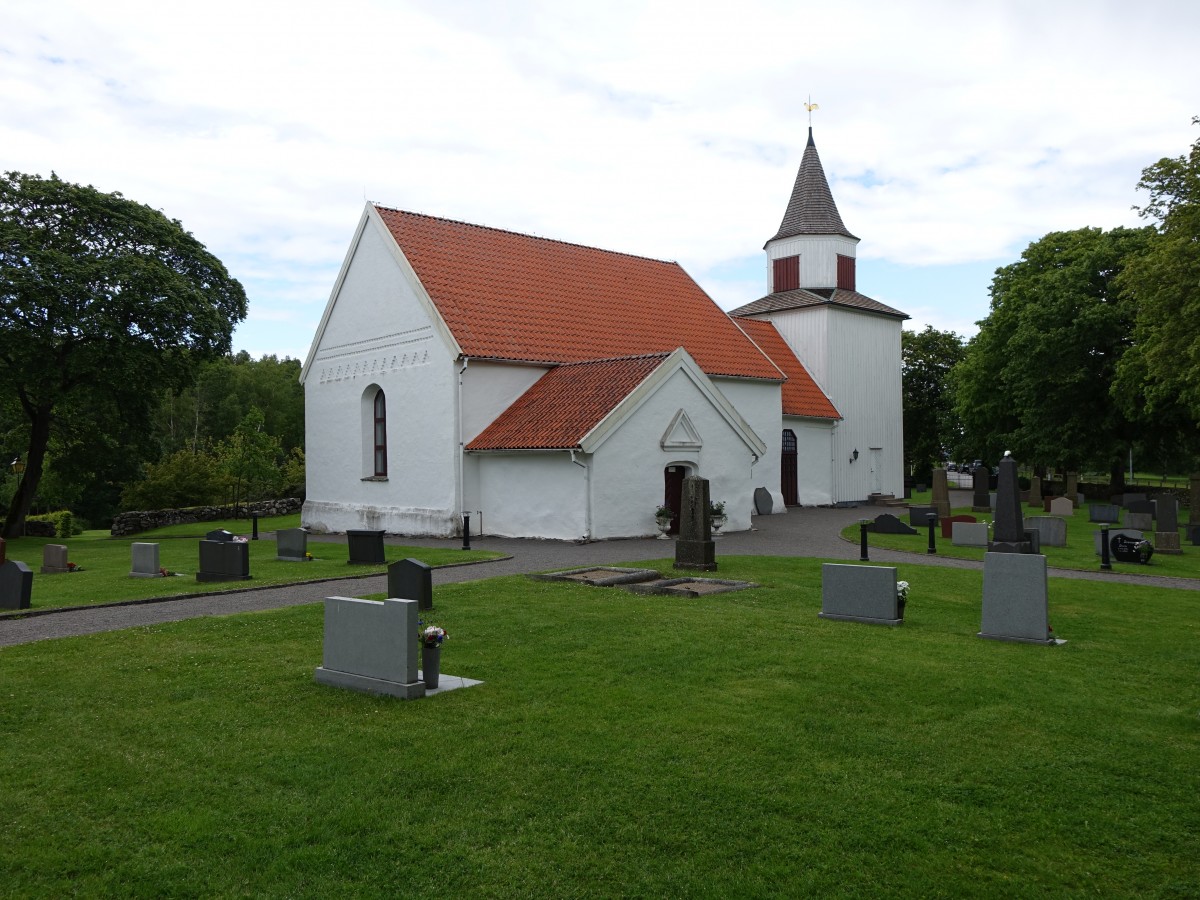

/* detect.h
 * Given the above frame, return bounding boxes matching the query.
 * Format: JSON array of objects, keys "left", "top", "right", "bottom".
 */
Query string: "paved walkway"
[{"left": 2, "top": 491, "right": 1196, "bottom": 647}]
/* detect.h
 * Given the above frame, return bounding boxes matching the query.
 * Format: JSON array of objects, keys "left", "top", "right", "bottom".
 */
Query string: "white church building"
[{"left": 300, "top": 128, "right": 906, "bottom": 539}]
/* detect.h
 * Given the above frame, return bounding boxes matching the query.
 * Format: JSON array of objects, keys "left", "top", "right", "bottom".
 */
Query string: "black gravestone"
[
  {"left": 197, "top": 534, "right": 250, "bottom": 582},
  {"left": 0, "top": 559, "right": 33, "bottom": 610},
  {"left": 1111, "top": 533, "right": 1153, "bottom": 564},
  {"left": 990, "top": 453, "right": 1034, "bottom": 553},
  {"left": 908, "top": 506, "right": 937, "bottom": 526},
  {"left": 388, "top": 558, "right": 432, "bottom": 611},
  {"left": 874, "top": 514, "right": 918, "bottom": 535},
  {"left": 346, "top": 529, "right": 386, "bottom": 565},
  {"left": 675, "top": 476, "right": 716, "bottom": 571},
  {"left": 1125, "top": 500, "right": 1154, "bottom": 517},
  {"left": 753, "top": 487, "right": 773, "bottom": 515}
]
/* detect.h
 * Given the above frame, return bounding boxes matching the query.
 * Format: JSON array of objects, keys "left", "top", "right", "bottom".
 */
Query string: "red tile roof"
[
  {"left": 735, "top": 318, "right": 840, "bottom": 419},
  {"left": 467, "top": 354, "right": 670, "bottom": 450},
  {"left": 375, "top": 207, "right": 782, "bottom": 380}
]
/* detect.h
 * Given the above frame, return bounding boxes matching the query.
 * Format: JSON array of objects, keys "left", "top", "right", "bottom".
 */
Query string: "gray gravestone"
[
  {"left": 197, "top": 533, "right": 250, "bottom": 582},
  {"left": 1123, "top": 493, "right": 1147, "bottom": 508},
  {"left": 675, "top": 476, "right": 715, "bottom": 571},
  {"left": 1049, "top": 497, "right": 1074, "bottom": 518},
  {"left": 908, "top": 505, "right": 937, "bottom": 526},
  {"left": 0, "top": 558, "right": 33, "bottom": 610},
  {"left": 276, "top": 528, "right": 308, "bottom": 562},
  {"left": 1127, "top": 512, "right": 1153, "bottom": 531},
  {"left": 1093, "top": 529, "right": 1143, "bottom": 556},
  {"left": 1088, "top": 503, "right": 1121, "bottom": 524},
  {"left": 41, "top": 544, "right": 69, "bottom": 574},
  {"left": 1023, "top": 516, "right": 1067, "bottom": 547},
  {"left": 1065, "top": 472, "right": 1079, "bottom": 508},
  {"left": 1155, "top": 531, "right": 1182, "bottom": 555},
  {"left": 873, "top": 513, "right": 917, "bottom": 535},
  {"left": 1126, "top": 499, "right": 1154, "bottom": 517},
  {"left": 819, "top": 564, "right": 901, "bottom": 626},
  {"left": 346, "top": 529, "right": 386, "bottom": 565},
  {"left": 1154, "top": 497, "right": 1178, "bottom": 534},
  {"left": 1029, "top": 475, "right": 1043, "bottom": 506},
  {"left": 979, "top": 552, "right": 1055, "bottom": 645},
  {"left": 971, "top": 469, "right": 990, "bottom": 511},
  {"left": 952, "top": 522, "right": 990, "bottom": 547},
  {"left": 753, "top": 487, "right": 773, "bottom": 515},
  {"left": 941, "top": 514, "right": 977, "bottom": 539},
  {"left": 130, "top": 542, "right": 160, "bottom": 578},
  {"left": 931, "top": 468, "right": 951, "bottom": 520},
  {"left": 388, "top": 558, "right": 433, "bottom": 611},
  {"left": 991, "top": 454, "right": 1032, "bottom": 553},
  {"left": 314, "top": 597, "right": 425, "bottom": 699}
]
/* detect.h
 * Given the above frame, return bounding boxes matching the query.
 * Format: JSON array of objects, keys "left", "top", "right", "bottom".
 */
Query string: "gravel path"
[{"left": 3, "top": 491, "right": 1195, "bottom": 647}]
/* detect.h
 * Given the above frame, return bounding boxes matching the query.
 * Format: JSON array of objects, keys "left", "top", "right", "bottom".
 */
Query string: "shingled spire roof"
[{"left": 767, "top": 127, "right": 857, "bottom": 245}]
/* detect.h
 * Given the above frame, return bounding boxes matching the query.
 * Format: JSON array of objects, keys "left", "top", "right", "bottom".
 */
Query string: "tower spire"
[{"left": 766, "top": 119, "right": 856, "bottom": 246}]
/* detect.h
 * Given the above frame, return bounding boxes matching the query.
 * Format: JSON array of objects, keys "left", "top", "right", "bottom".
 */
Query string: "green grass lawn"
[
  {"left": 1, "top": 556, "right": 1197, "bottom": 896},
  {"left": 852, "top": 501, "right": 1199, "bottom": 578},
  {"left": 0, "top": 515, "right": 503, "bottom": 611}
]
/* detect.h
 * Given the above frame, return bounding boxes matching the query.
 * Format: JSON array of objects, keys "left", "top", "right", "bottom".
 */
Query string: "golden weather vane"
[{"left": 804, "top": 96, "right": 819, "bottom": 126}]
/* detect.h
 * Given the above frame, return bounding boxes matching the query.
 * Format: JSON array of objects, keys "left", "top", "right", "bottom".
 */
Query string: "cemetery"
[{"left": 1, "top": 553, "right": 1196, "bottom": 895}]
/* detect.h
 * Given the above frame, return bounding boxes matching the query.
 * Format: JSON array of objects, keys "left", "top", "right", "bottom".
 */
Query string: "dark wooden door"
[
  {"left": 781, "top": 429, "right": 798, "bottom": 506},
  {"left": 664, "top": 466, "right": 686, "bottom": 534}
]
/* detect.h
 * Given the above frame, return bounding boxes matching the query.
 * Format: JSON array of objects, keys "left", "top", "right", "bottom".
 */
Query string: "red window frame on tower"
[
  {"left": 773, "top": 255, "right": 800, "bottom": 292},
  {"left": 837, "top": 254, "right": 856, "bottom": 291},
  {"left": 373, "top": 390, "right": 387, "bottom": 477}
]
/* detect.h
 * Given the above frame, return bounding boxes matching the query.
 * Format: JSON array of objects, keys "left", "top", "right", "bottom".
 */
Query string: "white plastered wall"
[
  {"left": 710, "top": 377, "right": 784, "bottom": 520},
  {"left": 783, "top": 415, "right": 834, "bottom": 505},
  {"left": 302, "top": 214, "right": 462, "bottom": 535}
]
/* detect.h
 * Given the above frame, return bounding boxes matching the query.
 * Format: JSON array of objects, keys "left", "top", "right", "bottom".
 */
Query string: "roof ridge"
[{"left": 373, "top": 205, "right": 681, "bottom": 267}]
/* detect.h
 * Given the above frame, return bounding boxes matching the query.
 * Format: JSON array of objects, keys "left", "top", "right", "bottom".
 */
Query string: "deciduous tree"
[
  {"left": 902, "top": 326, "right": 965, "bottom": 480},
  {"left": 0, "top": 172, "right": 247, "bottom": 537}
]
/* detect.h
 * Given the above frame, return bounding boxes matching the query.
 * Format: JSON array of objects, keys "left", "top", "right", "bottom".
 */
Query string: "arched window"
[
  {"left": 373, "top": 390, "right": 387, "bottom": 476},
  {"left": 781, "top": 429, "right": 798, "bottom": 506}
]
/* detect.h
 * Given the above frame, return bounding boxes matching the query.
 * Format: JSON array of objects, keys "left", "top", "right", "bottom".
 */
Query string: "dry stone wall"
[{"left": 111, "top": 498, "right": 303, "bottom": 537}]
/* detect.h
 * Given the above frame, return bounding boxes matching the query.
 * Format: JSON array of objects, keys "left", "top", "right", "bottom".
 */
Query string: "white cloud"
[{"left": 2, "top": 0, "right": 1197, "bottom": 362}]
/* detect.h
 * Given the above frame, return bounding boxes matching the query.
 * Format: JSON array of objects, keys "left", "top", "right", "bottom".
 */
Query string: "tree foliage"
[
  {"left": 902, "top": 326, "right": 965, "bottom": 480},
  {"left": 953, "top": 226, "right": 1154, "bottom": 478},
  {"left": 0, "top": 171, "right": 247, "bottom": 536},
  {"left": 1116, "top": 118, "right": 1200, "bottom": 421}
]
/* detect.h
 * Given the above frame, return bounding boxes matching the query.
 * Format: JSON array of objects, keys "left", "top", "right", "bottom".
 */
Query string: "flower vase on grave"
[
  {"left": 710, "top": 515, "right": 727, "bottom": 538},
  {"left": 422, "top": 645, "right": 441, "bottom": 689},
  {"left": 655, "top": 517, "right": 672, "bottom": 540}
]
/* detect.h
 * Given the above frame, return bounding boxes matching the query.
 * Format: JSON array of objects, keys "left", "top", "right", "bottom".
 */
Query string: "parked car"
[
  {"left": 947, "top": 462, "right": 957, "bottom": 472},
  {"left": 972, "top": 459, "right": 984, "bottom": 473}
]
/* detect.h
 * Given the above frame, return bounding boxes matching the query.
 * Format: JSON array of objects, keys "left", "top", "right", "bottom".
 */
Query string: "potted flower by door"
[
  {"left": 708, "top": 500, "right": 727, "bottom": 537},
  {"left": 419, "top": 624, "right": 448, "bottom": 688},
  {"left": 654, "top": 505, "right": 674, "bottom": 540}
]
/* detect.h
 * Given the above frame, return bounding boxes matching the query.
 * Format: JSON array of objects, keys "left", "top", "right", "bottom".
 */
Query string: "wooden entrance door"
[
  {"left": 781, "top": 429, "right": 798, "bottom": 506},
  {"left": 664, "top": 466, "right": 687, "bottom": 534}
]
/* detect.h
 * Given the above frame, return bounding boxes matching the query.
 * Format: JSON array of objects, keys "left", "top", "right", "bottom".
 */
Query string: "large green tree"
[
  {"left": 902, "top": 326, "right": 965, "bottom": 481},
  {"left": 1116, "top": 118, "right": 1200, "bottom": 422},
  {"left": 0, "top": 172, "right": 247, "bottom": 537},
  {"left": 953, "top": 226, "right": 1154, "bottom": 482}
]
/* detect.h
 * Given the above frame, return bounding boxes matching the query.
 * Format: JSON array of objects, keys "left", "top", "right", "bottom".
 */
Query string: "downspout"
[
  {"left": 457, "top": 357, "right": 469, "bottom": 532},
  {"left": 569, "top": 449, "right": 591, "bottom": 541}
]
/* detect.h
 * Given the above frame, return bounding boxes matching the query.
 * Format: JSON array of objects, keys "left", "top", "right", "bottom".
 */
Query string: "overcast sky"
[{"left": 4, "top": 0, "right": 1198, "bottom": 363}]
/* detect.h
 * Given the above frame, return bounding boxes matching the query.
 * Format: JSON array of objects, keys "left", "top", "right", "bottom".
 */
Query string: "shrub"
[{"left": 27, "top": 510, "right": 81, "bottom": 538}]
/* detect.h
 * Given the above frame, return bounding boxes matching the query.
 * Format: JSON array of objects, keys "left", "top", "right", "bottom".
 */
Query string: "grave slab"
[
  {"left": 346, "top": 529, "right": 386, "bottom": 565},
  {"left": 952, "top": 522, "right": 990, "bottom": 547},
  {"left": 1088, "top": 503, "right": 1121, "bottom": 524},
  {"left": 819, "top": 564, "right": 901, "bottom": 626},
  {"left": 1023, "top": 516, "right": 1067, "bottom": 547},
  {"left": 314, "top": 597, "right": 426, "bottom": 699},
  {"left": 531, "top": 566, "right": 660, "bottom": 586},
  {"left": 873, "top": 513, "right": 918, "bottom": 535},
  {"left": 275, "top": 528, "right": 309, "bottom": 562},
  {"left": 0, "top": 559, "right": 33, "bottom": 610},
  {"left": 1049, "top": 497, "right": 1074, "bottom": 518},
  {"left": 130, "top": 542, "right": 161, "bottom": 578},
  {"left": 979, "top": 552, "right": 1055, "bottom": 645},
  {"left": 40, "top": 544, "right": 69, "bottom": 574}
]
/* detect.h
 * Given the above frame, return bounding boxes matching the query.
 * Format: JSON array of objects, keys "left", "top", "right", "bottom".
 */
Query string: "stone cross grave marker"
[
  {"left": 819, "top": 564, "right": 902, "bottom": 626},
  {"left": 388, "top": 558, "right": 433, "bottom": 611},
  {"left": 314, "top": 597, "right": 425, "bottom": 699},
  {"left": 130, "top": 542, "right": 160, "bottom": 578}
]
